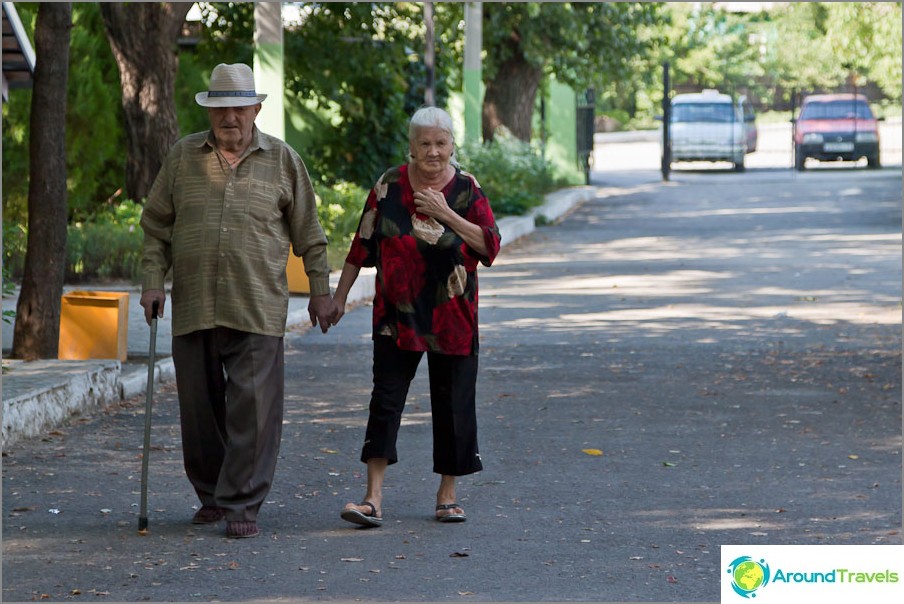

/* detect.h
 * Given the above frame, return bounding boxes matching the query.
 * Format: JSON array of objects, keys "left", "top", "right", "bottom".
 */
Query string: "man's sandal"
[
  {"left": 435, "top": 503, "right": 467, "bottom": 523},
  {"left": 340, "top": 501, "right": 383, "bottom": 528}
]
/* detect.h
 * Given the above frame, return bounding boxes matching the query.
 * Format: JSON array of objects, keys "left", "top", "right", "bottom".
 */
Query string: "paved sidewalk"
[
  {"left": 2, "top": 169, "right": 899, "bottom": 602},
  {"left": 1, "top": 187, "right": 594, "bottom": 448}
]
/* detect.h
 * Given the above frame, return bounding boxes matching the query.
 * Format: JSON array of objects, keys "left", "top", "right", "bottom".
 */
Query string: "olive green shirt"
[{"left": 140, "top": 127, "right": 330, "bottom": 338}]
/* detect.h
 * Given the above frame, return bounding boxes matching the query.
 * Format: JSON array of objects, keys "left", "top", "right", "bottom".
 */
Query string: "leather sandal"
[
  {"left": 340, "top": 501, "right": 383, "bottom": 528},
  {"left": 435, "top": 503, "right": 466, "bottom": 523}
]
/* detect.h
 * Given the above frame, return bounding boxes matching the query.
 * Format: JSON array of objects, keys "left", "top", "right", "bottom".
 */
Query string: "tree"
[
  {"left": 100, "top": 2, "right": 192, "bottom": 202},
  {"left": 823, "top": 2, "right": 902, "bottom": 99},
  {"left": 481, "top": 2, "right": 659, "bottom": 142},
  {"left": 283, "top": 2, "right": 451, "bottom": 187},
  {"left": 11, "top": 3, "right": 72, "bottom": 360}
]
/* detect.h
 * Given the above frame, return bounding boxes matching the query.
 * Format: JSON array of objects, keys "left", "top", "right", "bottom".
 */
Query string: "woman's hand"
[{"left": 413, "top": 188, "right": 451, "bottom": 221}]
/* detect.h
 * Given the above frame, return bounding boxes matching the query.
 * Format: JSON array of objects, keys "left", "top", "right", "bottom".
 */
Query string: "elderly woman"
[{"left": 331, "top": 106, "right": 501, "bottom": 527}]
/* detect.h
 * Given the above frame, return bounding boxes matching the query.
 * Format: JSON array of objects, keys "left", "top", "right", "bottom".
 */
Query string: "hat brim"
[{"left": 195, "top": 92, "right": 267, "bottom": 108}]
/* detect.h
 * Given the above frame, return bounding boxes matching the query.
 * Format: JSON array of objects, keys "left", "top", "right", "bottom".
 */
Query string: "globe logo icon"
[{"left": 727, "top": 556, "right": 770, "bottom": 598}]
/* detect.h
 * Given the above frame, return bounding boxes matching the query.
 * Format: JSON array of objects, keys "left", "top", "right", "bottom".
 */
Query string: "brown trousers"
[{"left": 172, "top": 327, "right": 284, "bottom": 522}]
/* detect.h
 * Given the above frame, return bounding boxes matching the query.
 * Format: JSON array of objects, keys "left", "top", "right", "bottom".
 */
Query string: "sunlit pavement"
[{"left": 2, "top": 146, "right": 901, "bottom": 602}]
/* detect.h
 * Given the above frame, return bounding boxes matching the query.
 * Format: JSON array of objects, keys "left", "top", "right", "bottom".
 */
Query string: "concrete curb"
[
  {"left": 1, "top": 186, "right": 594, "bottom": 449},
  {"left": 2, "top": 360, "right": 121, "bottom": 447}
]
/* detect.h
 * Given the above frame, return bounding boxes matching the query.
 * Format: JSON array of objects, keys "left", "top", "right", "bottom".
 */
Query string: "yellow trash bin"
[
  {"left": 58, "top": 291, "right": 130, "bottom": 361},
  {"left": 286, "top": 252, "right": 310, "bottom": 294}
]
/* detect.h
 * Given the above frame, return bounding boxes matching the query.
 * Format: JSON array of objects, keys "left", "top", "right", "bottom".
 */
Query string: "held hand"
[
  {"left": 308, "top": 294, "right": 335, "bottom": 334},
  {"left": 330, "top": 295, "right": 347, "bottom": 326},
  {"left": 140, "top": 290, "right": 165, "bottom": 326}
]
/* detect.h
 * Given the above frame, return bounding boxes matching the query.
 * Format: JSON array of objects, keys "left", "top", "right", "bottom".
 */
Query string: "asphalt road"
[{"left": 2, "top": 165, "right": 901, "bottom": 602}]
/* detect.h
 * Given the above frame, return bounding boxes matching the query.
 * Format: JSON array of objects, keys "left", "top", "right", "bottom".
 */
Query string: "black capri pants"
[{"left": 361, "top": 336, "right": 483, "bottom": 476}]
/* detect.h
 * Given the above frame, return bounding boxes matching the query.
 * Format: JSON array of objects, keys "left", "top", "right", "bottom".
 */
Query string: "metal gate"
[{"left": 576, "top": 88, "right": 596, "bottom": 185}]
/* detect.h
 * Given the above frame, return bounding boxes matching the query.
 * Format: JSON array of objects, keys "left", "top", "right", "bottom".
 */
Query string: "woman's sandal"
[
  {"left": 340, "top": 501, "right": 383, "bottom": 528},
  {"left": 435, "top": 503, "right": 467, "bottom": 523}
]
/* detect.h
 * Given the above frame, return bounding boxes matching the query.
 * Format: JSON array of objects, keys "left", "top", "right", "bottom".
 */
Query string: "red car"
[{"left": 793, "top": 93, "right": 881, "bottom": 170}]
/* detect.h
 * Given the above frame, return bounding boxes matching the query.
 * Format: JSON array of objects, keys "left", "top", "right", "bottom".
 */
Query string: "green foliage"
[
  {"left": 63, "top": 200, "right": 144, "bottom": 283},
  {"left": 316, "top": 181, "right": 369, "bottom": 268},
  {"left": 283, "top": 2, "right": 451, "bottom": 188},
  {"left": 1, "top": 3, "right": 125, "bottom": 225},
  {"left": 457, "top": 135, "right": 557, "bottom": 217},
  {"left": 2, "top": 222, "right": 23, "bottom": 324},
  {"left": 483, "top": 3, "right": 661, "bottom": 95}
]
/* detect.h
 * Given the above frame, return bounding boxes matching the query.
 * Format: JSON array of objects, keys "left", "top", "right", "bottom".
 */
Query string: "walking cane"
[{"left": 138, "top": 300, "right": 159, "bottom": 535}]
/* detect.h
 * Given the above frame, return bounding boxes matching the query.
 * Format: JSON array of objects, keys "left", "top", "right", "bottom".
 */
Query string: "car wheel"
[
  {"left": 794, "top": 145, "right": 806, "bottom": 171},
  {"left": 867, "top": 154, "right": 881, "bottom": 169}
]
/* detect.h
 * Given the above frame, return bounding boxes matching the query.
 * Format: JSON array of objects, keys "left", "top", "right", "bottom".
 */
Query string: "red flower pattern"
[{"left": 345, "top": 164, "right": 499, "bottom": 355}]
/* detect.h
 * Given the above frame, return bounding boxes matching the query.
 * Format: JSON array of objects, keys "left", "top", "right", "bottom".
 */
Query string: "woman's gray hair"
[
  {"left": 408, "top": 106, "right": 459, "bottom": 166},
  {"left": 408, "top": 106, "right": 455, "bottom": 142}
]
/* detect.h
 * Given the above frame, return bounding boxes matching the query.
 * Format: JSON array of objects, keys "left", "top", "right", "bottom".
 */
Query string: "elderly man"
[{"left": 140, "top": 63, "right": 334, "bottom": 539}]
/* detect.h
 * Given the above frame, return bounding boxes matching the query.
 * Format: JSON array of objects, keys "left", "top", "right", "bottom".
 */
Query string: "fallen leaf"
[
  {"left": 667, "top": 576, "right": 678, "bottom": 584},
  {"left": 662, "top": 462, "right": 676, "bottom": 467},
  {"left": 458, "top": 591, "right": 475, "bottom": 596},
  {"left": 450, "top": 552, "right": 469, "bottom": 558},
  {"left": 582, "top": 448, "right": 603, "bottom": 456},
  {"left": 848, "top": 454, "right": 859, "bottom": 460},
  {"left": 341, "top": 557, "right": 364, "bottom": 562}
]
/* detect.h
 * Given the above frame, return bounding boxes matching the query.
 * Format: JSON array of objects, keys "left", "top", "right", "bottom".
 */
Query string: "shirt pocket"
[{"left": 244, "top": 182, "right": 287, "bottom": 259}]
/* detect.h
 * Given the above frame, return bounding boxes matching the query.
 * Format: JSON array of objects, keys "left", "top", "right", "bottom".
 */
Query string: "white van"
[{"left": 667, "top": 90, "right": 757, "bottom": 171}]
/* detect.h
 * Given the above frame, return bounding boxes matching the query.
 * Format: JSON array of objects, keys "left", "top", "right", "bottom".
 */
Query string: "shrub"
[
  {"left": 66, "top": 199, "right": 144, "bottom": 282},
  {"left": 457, "top": 134, "right": 557, "bottom": 217},
  {"left": 316, "top": 181, "right": 369, "bottom": 269}
]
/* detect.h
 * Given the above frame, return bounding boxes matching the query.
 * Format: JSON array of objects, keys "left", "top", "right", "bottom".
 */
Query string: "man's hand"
[
  {"left": 140, "top": 290, "right": 165, "bottom": 326},
  {"left": 308, "top": 294, "right": 336, "bottom": 334}
]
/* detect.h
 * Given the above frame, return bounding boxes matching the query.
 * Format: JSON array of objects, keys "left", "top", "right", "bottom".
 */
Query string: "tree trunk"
[
  {"left": 11, "top": 3, "right": 72, "bottom": 361},
  {"left": 100, "top": 3, "right": 191, "bottom": 202},
  {"left": 482, "top": 49, "right": 543, "bottom": 143}
]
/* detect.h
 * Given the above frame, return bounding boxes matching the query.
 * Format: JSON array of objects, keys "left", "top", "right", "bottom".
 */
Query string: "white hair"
[
  {"left": 407, "top": 106, "right": 458, "bottom": 166},
  {"left": 408, "top": 106, "right": 455, "bottom": 143}
]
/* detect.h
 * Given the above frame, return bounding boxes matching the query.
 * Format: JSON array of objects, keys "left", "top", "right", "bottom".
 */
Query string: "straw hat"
[{"left": 195, "top": 63, "right": 267, "bottom": 108}]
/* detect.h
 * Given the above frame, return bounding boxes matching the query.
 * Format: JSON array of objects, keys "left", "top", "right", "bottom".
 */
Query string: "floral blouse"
[{"left": 345, "top": 164, "right": 501, "bottom": 355}]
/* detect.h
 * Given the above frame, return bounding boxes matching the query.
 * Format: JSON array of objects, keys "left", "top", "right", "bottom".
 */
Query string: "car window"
[
  {"left": 672, "top": 103, "right": 736, "bottom": 123},
  {"left": 800, "top": 100, "right": 874, "bottom": 120}
]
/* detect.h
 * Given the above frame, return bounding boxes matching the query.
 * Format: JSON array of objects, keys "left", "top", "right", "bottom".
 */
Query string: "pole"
[
  {"left": 463, "top": 2, "right": 483, "bottom": 144},
  {"left": 661, "top": 61, "right": 671, "bottom": 182},
  {"left": 424, "top": 1, "right": 435, "bottom": 106},
  {"left": 138, "top": 300, "right": 159, "bottom": 535}
]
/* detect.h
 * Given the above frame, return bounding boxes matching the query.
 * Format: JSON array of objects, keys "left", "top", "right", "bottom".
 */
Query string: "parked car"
[
  {"left": 793, "top": 93, "right": 881, "bottom": 171},
  {"left": 667, "top": 89, "right": 757, "bottom": 171}
]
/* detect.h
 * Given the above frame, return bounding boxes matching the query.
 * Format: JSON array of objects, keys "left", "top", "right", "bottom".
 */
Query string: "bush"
[
  {"left": 457, "top": 134, "right": 557, "bottom": 217},
  {"left": 316, "top": 181, "right": 369, "bottom": 269},
  {"left": 66, "top": 200, "right": 144, "bottom": 282}
]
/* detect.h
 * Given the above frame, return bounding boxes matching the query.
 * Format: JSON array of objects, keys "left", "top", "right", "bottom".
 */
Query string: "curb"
[{"left": 1, "top": 186, "right": 594, "bottom": 449}]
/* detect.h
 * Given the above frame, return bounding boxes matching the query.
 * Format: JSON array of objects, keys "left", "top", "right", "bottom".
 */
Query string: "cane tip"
[{"left": 138, "top": 528, "right": 149, "bottom": 536}]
